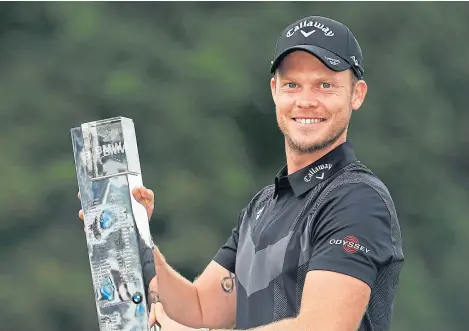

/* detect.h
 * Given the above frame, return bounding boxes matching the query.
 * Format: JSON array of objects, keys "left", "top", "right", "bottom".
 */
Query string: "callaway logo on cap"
[{"left": 270, "top": 16, "right": 364, "bottom": 80}]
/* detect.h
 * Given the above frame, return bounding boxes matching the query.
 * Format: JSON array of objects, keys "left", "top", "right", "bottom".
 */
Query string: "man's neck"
[{"left": 285, "top": 137, "right": 347, "bottom": 175}]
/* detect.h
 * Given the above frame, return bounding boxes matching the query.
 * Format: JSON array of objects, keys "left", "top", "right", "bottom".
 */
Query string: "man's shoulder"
[
  {"left": 309, "top": 161, "right": 399, "bottom": 228},
  {"left": 315, "top": 162, "right": 404, "bottom": 256},
  {"left": 328, "top": 161, "right": 395, "bottom": 206}
]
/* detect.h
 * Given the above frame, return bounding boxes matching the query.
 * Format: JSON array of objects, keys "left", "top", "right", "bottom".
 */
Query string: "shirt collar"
[{"left": 274, "top": 141, "right": 357, "bottom": 198}]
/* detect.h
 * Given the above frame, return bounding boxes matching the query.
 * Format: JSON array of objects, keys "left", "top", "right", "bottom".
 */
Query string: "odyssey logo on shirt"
[{"left": 329, "top": 236, "right": 370, "bottom": 254}]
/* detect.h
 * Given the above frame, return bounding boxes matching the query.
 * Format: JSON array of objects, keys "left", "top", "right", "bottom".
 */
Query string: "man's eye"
[
  {"left": 321, "top": 82, "right": 332, "bottom": 88},
  {"left": 287, "top": 82, "right": 297, "bottom": 88}
]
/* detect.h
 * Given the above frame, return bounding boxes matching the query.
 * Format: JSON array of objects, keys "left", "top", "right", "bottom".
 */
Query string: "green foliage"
[{"left": 0, "top": 2, "right": 467, "bottom": 330}]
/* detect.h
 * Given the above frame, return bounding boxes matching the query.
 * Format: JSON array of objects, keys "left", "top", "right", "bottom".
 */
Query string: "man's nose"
[{"left": 296, "top": 90, "right": 319, "bottom": 108}]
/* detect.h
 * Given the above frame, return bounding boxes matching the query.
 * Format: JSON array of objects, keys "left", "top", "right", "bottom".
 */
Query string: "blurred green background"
[{"left": 0, "top": 2, "right": 468, "bottom": 330}]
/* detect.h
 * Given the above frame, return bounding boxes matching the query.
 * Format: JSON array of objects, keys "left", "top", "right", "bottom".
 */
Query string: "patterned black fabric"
[{"left": 214, "top": 142, "right": 404, "bottom": 330}]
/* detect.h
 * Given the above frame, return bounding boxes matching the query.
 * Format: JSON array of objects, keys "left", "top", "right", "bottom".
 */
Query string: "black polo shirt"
[{"left": 213, "top": 141, "right": 404, "bottom": 331}]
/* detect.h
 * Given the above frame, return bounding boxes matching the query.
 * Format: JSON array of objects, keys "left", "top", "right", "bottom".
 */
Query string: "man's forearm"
[
  {"left": 209, "top": 317, "right": 299, "bottom": 331},
  {"left": 153, "top": 248, "right": 203, "bottom": 328}
]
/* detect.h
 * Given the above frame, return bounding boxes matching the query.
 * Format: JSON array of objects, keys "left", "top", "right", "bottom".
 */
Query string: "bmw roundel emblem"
[{"left": 132, "top": 292, "right": 143, "bottom": 304}]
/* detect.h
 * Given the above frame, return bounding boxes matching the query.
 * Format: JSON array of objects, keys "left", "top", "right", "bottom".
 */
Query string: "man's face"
[{"left": 271, "top": 51, "right": 367, "bottom": 154}]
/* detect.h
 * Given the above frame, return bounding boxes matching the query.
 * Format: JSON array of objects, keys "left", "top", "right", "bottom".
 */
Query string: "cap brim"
[{"left": 270, "top": 45, "right": 351, "bottom": 73}]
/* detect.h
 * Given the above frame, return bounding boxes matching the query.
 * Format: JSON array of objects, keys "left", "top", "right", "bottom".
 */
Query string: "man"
[{"left": 79, "top": 15, "right": 404, "bottom": 331}]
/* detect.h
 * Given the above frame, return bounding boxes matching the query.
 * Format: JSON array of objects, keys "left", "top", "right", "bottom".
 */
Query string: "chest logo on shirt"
[
  {"left": 329, "top": 236, "right": 370, "bottom": 254},
  {"left": 304, "top": 164, "right": 332, "bottom": 182}
]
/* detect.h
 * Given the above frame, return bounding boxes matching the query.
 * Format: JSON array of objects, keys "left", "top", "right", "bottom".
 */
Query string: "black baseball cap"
[{"left": 270, "top": 16, "right": 364, "bottom": 80}]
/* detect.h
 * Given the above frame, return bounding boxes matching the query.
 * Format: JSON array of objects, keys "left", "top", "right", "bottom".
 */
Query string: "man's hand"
[
  {"left": 131, "top": 186, "right": 155, "bottom": 220},
  {"left": 149, "top": 302, "right": 196, "bottom": 331},
  {"left": 77, "top": 186, "right": 155, "bottom": 221},
  {"left": 77, "top": 191, "right": 84, "bottom": 220}
]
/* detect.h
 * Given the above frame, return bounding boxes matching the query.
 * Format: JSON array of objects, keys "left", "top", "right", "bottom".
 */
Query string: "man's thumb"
[
  {"left": 148, "top": 302, "right": 165, "bottom": 328},
  {"left": 154, "top": 302, "right": 166, "bottom": 319},
  {"left": 152, "top": 245, "right": 166, "bottom": 267}
]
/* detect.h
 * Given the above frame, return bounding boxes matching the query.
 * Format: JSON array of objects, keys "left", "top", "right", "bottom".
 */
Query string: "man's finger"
[
  {"left": 154, "top": 302, "right": 166, "bottom": 322},
  {"left": 79, "top": 209, "right": 84, "bottom": 220},
  {"left": 132, "top": 186, "right": 143, "bottom": 201},
  {"left": 148, "top": 303, "right": 157, "bottom": 328},
  {"left": 134, "top": 186, "right": 151, "bottom": 205},
  {"left": 142, "top": 188, "right": 154, "bottom": 200},
  {"left": 132, "top": 186, "right": 153, "bottom": 201},
  {"left": 148, "top": 302, "right": 164, "bottom": 328},
  {"left": 77, "top": 191, "right": 81, "bottom": 200},
  {"left": 142, "top": 189, "right": 154, "bottom": 208}
]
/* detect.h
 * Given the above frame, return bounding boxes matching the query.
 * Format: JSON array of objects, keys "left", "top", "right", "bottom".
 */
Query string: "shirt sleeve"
[
  {"left": 308, "top": 183, "right": 394, "bottom": 288},
  {"left": 212, "top": 208, "right": 246, "bottom": 274},
  {"left": 135, "top": 228, "right": 156, "bottom": 301}
]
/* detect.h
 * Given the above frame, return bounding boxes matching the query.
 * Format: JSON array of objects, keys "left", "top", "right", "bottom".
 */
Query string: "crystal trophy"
[{"left": 71, "top": 117, "right": 156, "bottom": 331}]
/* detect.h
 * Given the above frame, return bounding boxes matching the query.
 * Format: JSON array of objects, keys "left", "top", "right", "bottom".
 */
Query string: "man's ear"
[
  {"left": 270, "top": 76, "right": 277, "bottom": 102},
  {"left": 351, "top": 80, "right": 368, "bottom": 111}
]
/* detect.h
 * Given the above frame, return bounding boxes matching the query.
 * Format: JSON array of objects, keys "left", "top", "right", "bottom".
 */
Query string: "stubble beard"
[
  {"left": 279, "top": 103, "right": 352, "bottom": 155},
  {"left": 285, "top": 124, "right": 347, "bottom": 154}
]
